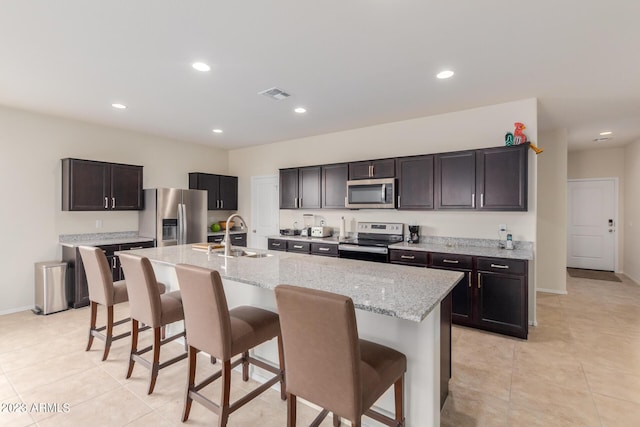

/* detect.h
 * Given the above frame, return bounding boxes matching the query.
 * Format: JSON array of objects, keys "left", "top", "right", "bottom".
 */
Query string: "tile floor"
[{"left": 1, "top": 272, "right": 638, "bottom": 426}]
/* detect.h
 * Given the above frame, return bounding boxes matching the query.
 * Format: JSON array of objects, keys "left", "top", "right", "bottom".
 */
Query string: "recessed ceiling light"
[
  {"left": 599, "top": 131, "right": 613, "bottom": 136},
  {"left": 192, "top": 62, "right": 211, "bottom": 72},
  {"left": 294, "top": 107, "right": 307, "bottom": 114},
  {"left": 111, "top": 103, "right": 127, "bottom": 109},
  {"left": 212, "top": 129, "right": 223, "bottom": 134},
  {"left": 436, "top": 70, "right": 455, "bottom": 79}
]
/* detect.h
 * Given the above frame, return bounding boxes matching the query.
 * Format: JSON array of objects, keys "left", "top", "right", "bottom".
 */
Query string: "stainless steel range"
[{"left": 338, "top": 222, "right": 404, "bottom": 263}]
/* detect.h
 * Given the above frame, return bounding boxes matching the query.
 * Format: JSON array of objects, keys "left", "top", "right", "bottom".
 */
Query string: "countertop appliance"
[
  {"left": 139, "top": 188, "right": 207, "bottom": 247},
  {"left": 345, "top": 178, "right": 396, "bottom": 209},
  {"left": 311, "top": 226, "right": 332, "bottom": 237},
  {"left": 408, "top": 225, "right": 420, "bottom": 243},
  {"left": 338, "top": 222, "right": 403, "bottom": 263}
]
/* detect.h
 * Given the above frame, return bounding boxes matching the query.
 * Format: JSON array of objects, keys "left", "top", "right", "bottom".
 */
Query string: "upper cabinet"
[
  {"left": 322, "top": 163, "right": 348, "bottom": 209},
  {"left": 62, "top": 158, "right": 143, "bottom": 211},
  {"left": 348, "top": 158, "right": 395, "bottom": 180},
  {"left": 435, "top": 144, "right": 528, "bottom": 211},
  {"left": 397, "top": 155, "right": 434, "bottom": 210},
  {"left": 189, "top": 172, "right": 238, "bottom": 211},
  {"left": 475, "top": 144, "right": 528, "bottom": 211},
  {"left": 279, "top": 166, "right": 321, "bottom": 209}
]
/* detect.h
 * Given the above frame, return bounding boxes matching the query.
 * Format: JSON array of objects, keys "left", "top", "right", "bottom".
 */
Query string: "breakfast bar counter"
[{"left": 121, "top": 244, "right": 463, "bottom": 426}]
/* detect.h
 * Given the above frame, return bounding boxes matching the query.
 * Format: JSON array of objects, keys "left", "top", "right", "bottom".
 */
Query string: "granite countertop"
[
  {"left": 267, "top": 235, "right": 341, "bottom": 244},
  {"left": 119, "top": 244, "right": 463, "bottom": 323},
  {"left": 59, "top": 232, "right": 154, "bottom": 248},
  {"left": 389, "top": 237, "right": 534, "bottom": 261}
]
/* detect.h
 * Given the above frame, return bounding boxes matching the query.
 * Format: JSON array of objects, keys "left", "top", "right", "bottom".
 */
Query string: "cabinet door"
[
  {"left": 298, "top": 166, "right": 321, "bottom": 209},
  {"left": 397, "top": 155, "right": 434, "bottom": 209},
  {"left": 219, "top": 175, "right": 238, "bottom": 210},
  {"left": 110, "top": 164, "right": 143, "bottom": 210},
  {"left": 322, "top": 163, "right": 348, "bottom": 208},
  {"left": 348, "top": 161, "right": 374, "bottom": 180},
  {"left": 371, "top": 159, "right": 395, "bottom": 178},
  {"left": 62, "top": 159, "right": 109, "bottom": 211},
  {"left": 189, "top": 173, "right": 220, "bottom": 210},
  {"left": 451, "top": 271, "right": 473, "bottom": 324},
  {"left": 476, "top": 144, "right": 528, "bottom": 211},
  {"left": 279, "top": 169, "right": 299, "bottom": 208},
  {"left": 435, "top": 150, "right": 476, "bottom": 210},
  {"left": 477, "top": 272, "right": 528, "bottom": 338}
]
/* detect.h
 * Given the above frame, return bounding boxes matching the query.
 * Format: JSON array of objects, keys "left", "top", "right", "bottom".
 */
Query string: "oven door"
[
  {"left": 338, "top": 244, "right": 389, "bottom": 263},
  {"left": 345, "top": 178, "right": 396, "bottom": 209}
]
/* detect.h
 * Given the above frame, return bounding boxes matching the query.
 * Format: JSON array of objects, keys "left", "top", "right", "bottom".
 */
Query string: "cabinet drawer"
[
  {"left": 311, "top": 243, "right": 338, "bottom": 257},
  {"left": 431, "top": 253, "right": 473, "bottom": 270},
  {"left": 268, "top": 238, "right": 286, "bottom": 251},
  {"left": 120, "top": 241, "right": 154, "bottom": 251},
  {"left": 230, "top": 233, "right": 247, "bottom": 246},
  {"left": 208, "top": 235, "right": 225, "bottom": 244},
  {"left": 389, "top": 249, "right": 428, "bottom": 266},
  {"left": 287, "top": 241, "right": 311, "bottom": 253},
  {"left": 477, "top": 258, "right": 526, "bottom": 275}
]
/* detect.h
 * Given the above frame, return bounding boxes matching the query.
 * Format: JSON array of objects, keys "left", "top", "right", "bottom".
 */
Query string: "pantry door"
[
  {"left": 251, "top": 175, "right": 279, "bottom": 249},
  {"left": 567, "top": 179, "right": 617, "bottom": 271}
]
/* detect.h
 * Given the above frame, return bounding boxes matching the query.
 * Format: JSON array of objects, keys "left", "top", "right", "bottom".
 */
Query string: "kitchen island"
[{"left": 120, "top": 244, "right": 463, "bottom": 426}]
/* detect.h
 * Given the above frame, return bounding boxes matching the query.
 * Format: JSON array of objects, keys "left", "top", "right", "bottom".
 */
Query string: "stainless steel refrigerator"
[{"left": 139, "top": 188, "right": 207, "bottom": 247}]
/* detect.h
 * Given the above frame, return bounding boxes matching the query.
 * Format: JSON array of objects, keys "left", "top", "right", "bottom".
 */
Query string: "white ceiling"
[{"left": 1, "top": 1, "right": 639, "bottom": 151}]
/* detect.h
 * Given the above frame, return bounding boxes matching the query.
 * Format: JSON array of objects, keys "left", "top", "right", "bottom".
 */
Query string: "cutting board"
[{"left": 191, "top": 243, "right": 224, "bottom": 252}]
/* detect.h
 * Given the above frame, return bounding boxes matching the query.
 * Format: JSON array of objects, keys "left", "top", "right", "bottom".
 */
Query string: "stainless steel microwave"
[{"left": 345, "top": 178, "right": 396, "bottom": 209}]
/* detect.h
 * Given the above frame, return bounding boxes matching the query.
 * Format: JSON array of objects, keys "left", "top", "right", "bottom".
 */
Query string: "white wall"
[
  {"left": 623, "top": 140, "right": 640, "bottom": 283},
  {"left": 229, "top": 98, "right": 538, "bottom": 322},
  {"left": 536, "top": 129, "right": 568, "bottom": 294},
  {"left": 0, "top": 105, "right": 228, "bottom": 313},
  {"left": 567, "top": 147, "right": 625, "bottom": 273}
]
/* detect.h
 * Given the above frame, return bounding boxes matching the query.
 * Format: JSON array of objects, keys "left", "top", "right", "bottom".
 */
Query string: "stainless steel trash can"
[{"left": 34, "top": 261, "right": 68, "bottom": 315}]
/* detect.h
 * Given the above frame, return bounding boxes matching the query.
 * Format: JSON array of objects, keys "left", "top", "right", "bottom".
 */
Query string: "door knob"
[{"left": 252, "top": 229, "right": 256, "bottom": 233}]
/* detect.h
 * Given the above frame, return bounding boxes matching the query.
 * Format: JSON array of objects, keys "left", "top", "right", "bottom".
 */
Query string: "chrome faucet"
[{"left": 222, "top": 213, "right": 247, "bottom": 257}]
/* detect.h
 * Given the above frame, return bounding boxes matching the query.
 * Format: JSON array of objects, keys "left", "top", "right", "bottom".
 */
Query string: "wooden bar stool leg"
[
  {"left": 219, "top": 360, "right": 231, "bottom": 427},
  {"left": 86, "top": 301, "right": 98, "bottom": 351},
  {"left": 102, "top": 305, "right": 114, "bottom": 361},
  {"left": 287, "top": 393, "right": 297, "bottom": 427},
  {"left": 394, "top": 374, "right": 404, "bottom": 426},
  {"left": 148, "top": 327, "right": 161, "bottom": 394},
  {"left": 242, "top": 351, "right": 250, "bottom": 381},
  {"left": 277, "top": 335, "right": 286, "bottom": 401},
  {"left": 126, "top": 319, "right": 139, "bottom": 379},
  {"left": 182, "top": 346, "right": 197, "bottom": 422}
]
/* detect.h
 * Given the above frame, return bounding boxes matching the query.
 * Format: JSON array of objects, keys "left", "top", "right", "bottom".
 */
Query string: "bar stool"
[
  {"left": 174, "top": 264, "right": 285, "bottom": 426},
  {"left": 118, "top": 253, "right": 187, "bottom": 394},
  {"left": 78, "top": 246, "right": 166, "bottom": 361},
  {"left": 275, "top": 285, "right": 406, "bottom": 427}
]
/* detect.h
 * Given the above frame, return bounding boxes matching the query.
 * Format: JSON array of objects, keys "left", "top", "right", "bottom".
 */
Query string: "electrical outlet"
[
  {"left": 498, "top": 224, "right": 507, "bottom": 232},
  {"left": 96, "top": 219, "right": 103, "bottom": 229}
]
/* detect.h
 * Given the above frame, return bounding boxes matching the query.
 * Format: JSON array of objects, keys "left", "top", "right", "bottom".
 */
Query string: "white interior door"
[
  {"left": 567, "top": 179, "right": 617, "bottom": 271},
  {"left": 250, "top": 175, "right": 279, "bottom": 249}
]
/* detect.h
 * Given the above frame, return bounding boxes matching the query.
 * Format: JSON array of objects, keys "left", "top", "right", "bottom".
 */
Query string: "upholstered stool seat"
[
  {"left": 119, "top": 253, "right": 187, "bottom": 395},
  {"left": 78, "top": 246, "right": 165, "bottom": 361},
  {"left": 175, "top": 263, "right": 285, "bottom": 427},
  {"left": 275, "top": 285, "right": 407, "bottom": 427}
]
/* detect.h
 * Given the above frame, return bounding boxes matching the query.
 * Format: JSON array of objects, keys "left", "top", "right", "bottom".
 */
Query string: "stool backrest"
[
  {"left": 275, "top": 285, "right": 362, "bottom": 421},
  {"left": 119, "top": 253, "right": 163, "bottom": 327},
  {"left": 79, "top": 246, "right": 114, "bottom": 306},
  {"left": 175, "top": 264, "right": 232, "bottom": 360}
]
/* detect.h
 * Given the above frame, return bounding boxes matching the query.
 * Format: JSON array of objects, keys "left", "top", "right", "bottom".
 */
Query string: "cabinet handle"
[
  {"left": 293, "top": 245, "right": 303, "bottom": 249},
  {"left": 490, "top": 264, "right": 510, "bottom": 269},
  {"left": 129, "top": 246, "right": 143, "bottom": 250},
  {"left": 398, "top": 195, "right": 401, "bottom": 207},
  {"left": 294, "top": 197, "right": 298, "bottom": 208},
  {"left": 112, "top": 197, "right": 115, "bottom": 209},
  {"left": 480, "top": 193, "right": 484, "bottom": 208},
  {"left": 105, "top": 197, "right": 108, "bottom": 209},
  {"left": 233, "top": 236, "right": 242, "bottom": 240},
  {"left": 371, "top": 164, "right": 375, "bottom": 176},
  {"left": 112, "top": 257, "right": 116, "bottom": 269},
  {"left": 401, "top": 255, "right": 415, "bottom": 260},
  {"left": 318, "top": 247, "right": 330, "bottom": 251},
  {"left": 344, "top": 196, "right": 348, "bottom": 207},
  {"left": 272, "top": 243, "right": 281, "bottom": 247},
  {"left": 216, "top": 200, "right": 219, "bottom": 209},
  {"left": 468, "top": 271, "right": 471, "bottom": 288},
  {"left": 443, "top": 259, "right": 459, "bottom": 264},
  {"left": 478, "top": 273, "right": 481, "bottom": 288},
  {"left": 299, "top": 198, "right": 302, "bottom": 207},
  {"left": 220, "top": 200, "right": 223, "bottom": 209},
  {"left": 472, "top": 193, "right": 475, "bottom": 208}
]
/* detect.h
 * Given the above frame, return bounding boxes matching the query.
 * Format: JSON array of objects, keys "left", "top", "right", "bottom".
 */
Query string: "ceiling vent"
[
  {"left": 593, "top": 137, "right": 612, "bottom": 142},
  {"left": 258, "top": 87, "right": 291, "bottom": 100}
]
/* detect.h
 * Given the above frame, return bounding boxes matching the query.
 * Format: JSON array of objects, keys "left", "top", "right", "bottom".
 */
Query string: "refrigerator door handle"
[
  {"left": 182, "top": 203, "right": 188, "bottom": 245},
  {"left": 177, "top": 203, "right": 183, "bottom": 245}
]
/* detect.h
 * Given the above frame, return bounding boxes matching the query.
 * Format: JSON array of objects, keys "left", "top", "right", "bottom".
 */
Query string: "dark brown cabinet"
[
  {"left": 475, "top": 144, "right": 528, "bottom": 211},
  {"left": 63, "top": 240, "right": 154, "bottom": 308},
  {"left": 310, "top": 242, "right": 338, "bottom": 257},
  {"left": 189, "top": 172, "right": 238, "bottom": 211},
  {"left": 396, "top": 155, "right": 434, "bottom": 210},
  {"left": 430, "top": 253, "right": 473, "bottom": 324},
  {"left": 267, "top": 238, "right": 287, "bottom": 251},
  {"left": 348, "top": 158, "right": 395, "bottom": 180},
  {"left": 62, "top": 158, "right": 143, "bottom": 211},
  {"left": 434, "top": 150, "right": 476, "bottom": 210},
  {"left": 321, "top": 163, "right": 348, "bottom": 209},
  {"left": 208, "top": 233, "right": 246, "bottom": 246},
  {"left": 279, "top": 167, "right": 321, "bottom": 209},
  {"left": 389, "top": 249, "right": 429, "bottom": 266},
  {"left": 287, "top": 241, "right": 311, "bottom": 253}
]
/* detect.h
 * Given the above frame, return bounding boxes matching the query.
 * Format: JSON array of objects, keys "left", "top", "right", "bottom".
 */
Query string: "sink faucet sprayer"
[{"left": 222, "top": 214, "right": 247, "bottom": 258}]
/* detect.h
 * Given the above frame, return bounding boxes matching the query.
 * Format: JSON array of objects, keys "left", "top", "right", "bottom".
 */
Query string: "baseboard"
[
  {"left": 0, "top": 305, "right": 34, "bottom": 316},
  {"left": 536, "top": 288, "right": 568, "bottom": 295}
]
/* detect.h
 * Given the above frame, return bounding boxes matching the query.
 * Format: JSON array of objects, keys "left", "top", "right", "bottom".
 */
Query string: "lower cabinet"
[
  {"left": 310, "top": 242, "right": 338, "bottom": 257},
  {"left": 63, "top": 240, "right": 154, "bottom": 308},
  {"left": 430, "top": 253, "right": 474, "bottom": 326},
  {"left": 287, "top": 241, "right": 311, "bottom": 254},
  {"left": 208, "top": 233, "right": 247, "bottom": 246},
  {"left": 267, "top": 238, "right": 338, "bottom": 257},
  {"left": 267, "top": 238, "right": 287, "bottom": 251}
]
